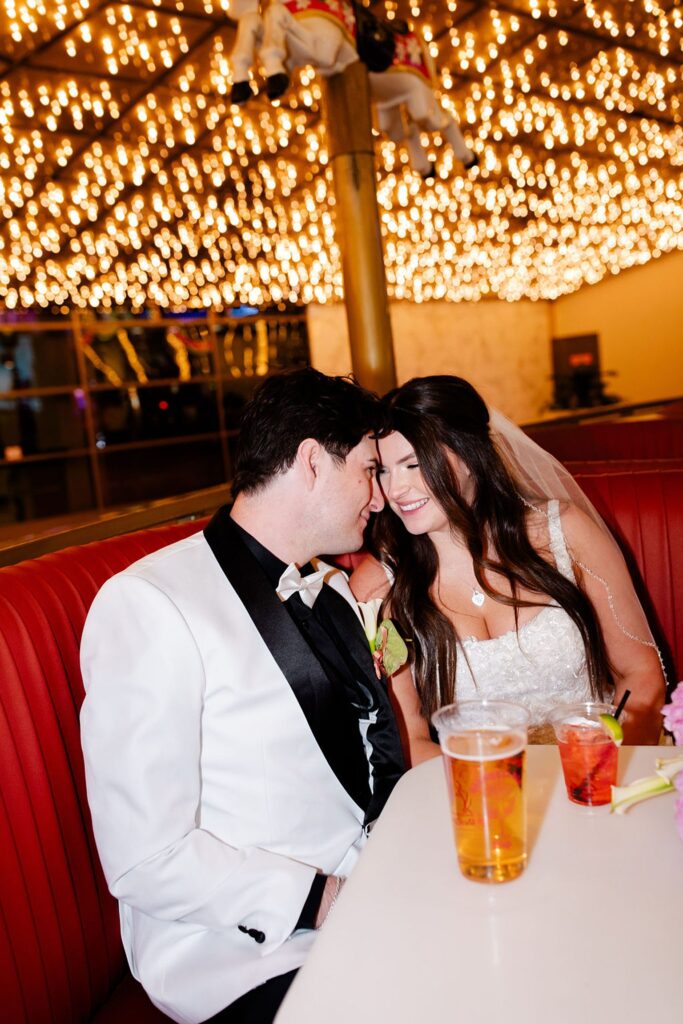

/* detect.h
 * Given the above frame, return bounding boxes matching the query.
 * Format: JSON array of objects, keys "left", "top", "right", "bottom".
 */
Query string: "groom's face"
[{"left": 316, "top": 434, "right": 384, "bottom": 554}]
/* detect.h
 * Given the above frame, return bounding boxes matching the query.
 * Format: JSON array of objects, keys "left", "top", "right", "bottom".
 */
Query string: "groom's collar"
[
  {"left": 229, "top": 515, "right": 323, "bottom": 588},
  {"left": 229, "top": 517, "right": 288, "bottom": 588}
]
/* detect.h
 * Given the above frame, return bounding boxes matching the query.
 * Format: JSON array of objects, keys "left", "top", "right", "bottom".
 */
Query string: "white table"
[{"left": 276, "top": 747, "right": 682, "bottom": 1024}]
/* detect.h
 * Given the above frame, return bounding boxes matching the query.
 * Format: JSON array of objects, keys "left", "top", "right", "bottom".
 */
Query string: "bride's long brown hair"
[{"left": 370, "top": 376, "right": 614, "bottom": 718}]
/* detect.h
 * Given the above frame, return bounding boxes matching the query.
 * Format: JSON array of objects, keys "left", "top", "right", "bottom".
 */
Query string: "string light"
[{"left": 0, "top": 0, "right": 680, "bottom": 310}]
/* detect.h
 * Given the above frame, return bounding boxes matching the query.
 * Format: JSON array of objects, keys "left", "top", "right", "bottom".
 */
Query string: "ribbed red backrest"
[
  {"left": 0, "top": 520, "right": 205, "bottom": 1024},
  {"left": 571, "top": 465, "right": 683, "bottom": 684},
  {"left": 527, "top": 418, "right": 683, "bottom": 463}
]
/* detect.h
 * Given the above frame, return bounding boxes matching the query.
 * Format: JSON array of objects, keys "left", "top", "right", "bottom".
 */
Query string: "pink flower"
[{"left": 661, "top": 682, "right": 683, "bottom": 746}]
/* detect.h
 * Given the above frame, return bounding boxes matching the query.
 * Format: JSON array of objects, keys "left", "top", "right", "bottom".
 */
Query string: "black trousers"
[{"left": 203, "top": 970, "right": 298, "bottom": 1024}]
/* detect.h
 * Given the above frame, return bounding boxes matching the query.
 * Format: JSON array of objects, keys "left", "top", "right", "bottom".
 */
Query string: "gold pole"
[{"left": 324, "top": 61, "right": 397, "bottom": 395}]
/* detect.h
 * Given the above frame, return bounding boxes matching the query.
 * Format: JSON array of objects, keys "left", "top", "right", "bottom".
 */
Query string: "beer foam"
[{"left": 443, "top": 727, "right": 526, "bottom": 762}]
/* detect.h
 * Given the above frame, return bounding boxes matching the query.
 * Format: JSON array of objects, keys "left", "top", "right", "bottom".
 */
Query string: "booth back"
[
  {"left": 566, "top": 461, "right": 683, "bottom": 686},
  {"left": 526, "top": 417, "right": 683, "bottom": 464},
  {"left": 0, "top": 520, "right": 205, "bottom": 1024}
]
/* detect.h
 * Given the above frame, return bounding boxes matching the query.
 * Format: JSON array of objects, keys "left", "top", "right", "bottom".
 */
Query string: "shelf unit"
[{"left": 0, "top": 310, "right": 309, "bottom": 525}]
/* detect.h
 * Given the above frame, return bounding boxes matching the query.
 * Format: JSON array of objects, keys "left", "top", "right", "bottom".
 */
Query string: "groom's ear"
[{"left": 296, "top": 438, "right": 322, "bottom": 491}]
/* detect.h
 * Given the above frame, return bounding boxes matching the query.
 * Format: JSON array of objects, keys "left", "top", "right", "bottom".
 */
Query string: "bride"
[{"left": 350, "top": 375, "right": 665, "bottom": 761}]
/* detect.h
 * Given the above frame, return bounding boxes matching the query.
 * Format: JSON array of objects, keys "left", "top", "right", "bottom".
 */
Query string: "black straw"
[{"left": 614, "top": 689, "right": 631, "bottom": 720}]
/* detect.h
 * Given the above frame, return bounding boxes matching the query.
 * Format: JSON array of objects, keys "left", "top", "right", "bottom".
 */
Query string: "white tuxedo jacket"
[{"left": 80, "top": 516, "right": 402, "bottom": 1023}]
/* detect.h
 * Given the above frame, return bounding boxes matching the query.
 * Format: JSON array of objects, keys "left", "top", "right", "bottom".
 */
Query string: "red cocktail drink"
[{"left": 551, "top": 702, "right": 618, "bottom": 806}]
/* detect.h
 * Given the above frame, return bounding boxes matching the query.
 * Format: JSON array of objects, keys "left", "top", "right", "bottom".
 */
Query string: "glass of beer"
[{"left": 432, "top": 700, "right": 529, "bottom": 884}]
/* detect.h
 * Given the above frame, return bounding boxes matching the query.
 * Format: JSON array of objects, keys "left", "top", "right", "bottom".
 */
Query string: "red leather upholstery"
[
  {"left": 569, "top": 463, "right": 683, "bottom": 685},
  {"left": 0, "top": 520, "right": 205, "bottom": 1024},
  {"left": 526, "top": 418, "right": 683, "bottom": 463},
  {"left": 333, "top": 551, "right": 367, "bottom": 573}
]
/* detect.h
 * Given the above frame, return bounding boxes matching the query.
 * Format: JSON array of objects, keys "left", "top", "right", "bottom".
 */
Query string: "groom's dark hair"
[{"left": 232, "top": 367, "right": 380, "bottom": 496}]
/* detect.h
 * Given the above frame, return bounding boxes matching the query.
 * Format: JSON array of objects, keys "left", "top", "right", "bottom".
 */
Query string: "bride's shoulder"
[
  {"left": 556, "top": 500, "right": 610, "bottom": 552},
  {"left": 524, "top": 498, "right": 598, "bottom": 547},
  {"left": 349, "top": 553, "right": 392, "bottom": 602}
]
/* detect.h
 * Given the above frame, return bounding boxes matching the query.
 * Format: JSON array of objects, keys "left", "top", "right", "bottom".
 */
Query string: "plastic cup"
[
  {"left": 550, "top": 701, "right": 618, "bottom": 806},
  {"left": 432, "top": 700, "right": 529, "bottom": 883}
]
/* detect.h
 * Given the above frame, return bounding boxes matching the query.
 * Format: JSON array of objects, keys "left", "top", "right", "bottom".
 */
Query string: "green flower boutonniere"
[{"left": 358, "top": 598, "right": 409, "bottom": 679}]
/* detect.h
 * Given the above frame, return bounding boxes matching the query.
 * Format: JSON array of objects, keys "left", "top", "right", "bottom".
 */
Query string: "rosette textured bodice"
[{"left": 454, "top": 501, "right": 595, "bottom": 740}]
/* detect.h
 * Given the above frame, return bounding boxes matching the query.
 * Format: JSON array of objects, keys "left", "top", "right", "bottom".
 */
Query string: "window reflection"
[
  {"left": 0, "top": 394, "right": 87, "bottom": 456},
  {"left": 0, "top": 458, "right": 94, "bottom": 524},
  {"left": 0, "top": 312, "right": 309, "bottom": 525},
  {"left": 91, "top": 383, "right": 219, "bottom": 446},
  {"left": 100, "top": 440, "right": 225, "bottom": 507},
  {"left": 82, "top": 322, "right": 214, "bottom": 385},
  {"left": 0, "top": 330, "right": 78, "bottom": 390},
  {"left": 215, "top": 317, "right": 308, "bottom": 379}
]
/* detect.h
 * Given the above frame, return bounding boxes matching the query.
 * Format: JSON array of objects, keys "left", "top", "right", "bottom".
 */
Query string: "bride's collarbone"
[{"left": 433, "top": 583, "right": 549, "bottom": 642}]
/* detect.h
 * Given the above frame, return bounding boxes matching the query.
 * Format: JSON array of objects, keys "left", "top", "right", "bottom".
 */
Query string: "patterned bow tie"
[{"left": 276, "top": 563, "right": 328, "bottom": 609}]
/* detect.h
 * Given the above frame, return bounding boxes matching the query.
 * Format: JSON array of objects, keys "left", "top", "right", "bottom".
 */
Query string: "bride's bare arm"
[
  {"left": 350, "top": 556, "right": 439, "bottom": 766},
  {"left": 348, "top": 554, "right": 391, "bottom": 603},
  {"left": 561, "top": 504, "right": 666, "bottom": 744},
  {"left": 388, "top": 664, "right": 440, "bottom": 767}
]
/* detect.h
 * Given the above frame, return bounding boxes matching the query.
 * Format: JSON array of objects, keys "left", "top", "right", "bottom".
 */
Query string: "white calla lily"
[
  {"left": 358, "top": 598, "right": 383, "bottom": 650},
  {"left": 610, "top": 754, "right": 683, "bottom": 815},
  {"left": 654, "top": 754, "right": 683, "bottom": 780}
]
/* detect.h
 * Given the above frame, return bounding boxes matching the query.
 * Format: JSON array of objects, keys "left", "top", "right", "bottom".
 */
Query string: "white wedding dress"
[{"left": 453, "top": 500, "right": 600, "bottom": 741}]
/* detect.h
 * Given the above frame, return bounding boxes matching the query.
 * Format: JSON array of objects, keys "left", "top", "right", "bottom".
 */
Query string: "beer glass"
[{"left": 432, "top": 700, "right": 529, "bottom": 883}]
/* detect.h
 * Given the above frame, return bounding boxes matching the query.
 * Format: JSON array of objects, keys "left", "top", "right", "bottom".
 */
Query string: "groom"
[{"left": 80, "top": 368, "right": 405, "bottom": 1024}]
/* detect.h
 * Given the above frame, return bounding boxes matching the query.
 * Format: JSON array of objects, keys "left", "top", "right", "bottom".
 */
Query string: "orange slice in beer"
[{"left": 599, "top": 713, "right": 623, "bottom": 746}]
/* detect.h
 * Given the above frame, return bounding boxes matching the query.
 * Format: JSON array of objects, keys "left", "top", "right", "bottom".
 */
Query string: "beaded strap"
[
  {"left": 522, "top": 495, "right": 667, "bottom": 680},
  {"left": 573, "top": 559, "right": 667, "bottom": 679}
]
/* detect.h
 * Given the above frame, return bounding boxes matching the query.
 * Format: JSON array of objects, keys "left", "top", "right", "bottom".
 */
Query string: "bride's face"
[{"left": 376, "top": 430, "right": 472, "bottom": 537}]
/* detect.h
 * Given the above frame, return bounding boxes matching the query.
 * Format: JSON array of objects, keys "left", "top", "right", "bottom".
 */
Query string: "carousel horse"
[{"left": 228, "top": 0, "right": 477, "bottom": 178}]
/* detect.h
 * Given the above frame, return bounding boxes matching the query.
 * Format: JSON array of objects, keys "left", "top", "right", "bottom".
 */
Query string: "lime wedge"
[{"left": 599, "top": 713, "right": 623, "bottom": 746}]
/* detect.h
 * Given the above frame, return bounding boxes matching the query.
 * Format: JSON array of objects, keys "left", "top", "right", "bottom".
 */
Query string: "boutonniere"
[{"left": 358, "top": 598, "right": 409, "bottom": 679}]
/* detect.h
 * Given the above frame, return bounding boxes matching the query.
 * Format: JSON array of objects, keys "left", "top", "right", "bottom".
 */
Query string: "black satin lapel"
[
  {"left": 203, "top": 507, "right": 371, "bottom": 811},
  {"left": 315, "top": 583, "right": 386, "bottom": 693}
]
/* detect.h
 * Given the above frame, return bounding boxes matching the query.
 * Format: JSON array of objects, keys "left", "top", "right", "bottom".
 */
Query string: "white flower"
[
  {"left": 357, "top": 597, "right": 383, "bottom": 650},
  {"left": 610, "top": 753, "right": 683, "bottom": 815}
]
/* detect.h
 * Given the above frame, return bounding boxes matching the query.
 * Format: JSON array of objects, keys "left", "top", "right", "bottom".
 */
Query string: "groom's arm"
[{"left": 80, "top": 573, "right": 320, "bottom": 953}]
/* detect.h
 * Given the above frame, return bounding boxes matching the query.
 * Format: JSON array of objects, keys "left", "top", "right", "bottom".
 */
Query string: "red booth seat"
[
  {"left": 1, "top": 520, "right": 204, "bottom": 1024},
  {"left": 526, "top": 417, "right": 683, "bottom": 463}
]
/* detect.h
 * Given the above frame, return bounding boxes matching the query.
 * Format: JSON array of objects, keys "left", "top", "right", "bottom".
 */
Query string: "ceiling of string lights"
[{"left": 0, "top": 0, "right": 681, "bottom": 311}]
